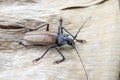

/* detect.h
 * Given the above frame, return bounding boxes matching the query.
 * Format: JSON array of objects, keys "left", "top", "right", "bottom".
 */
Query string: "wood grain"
[{"left": 0, "top": 0, "right": 119, "bottom": 80}]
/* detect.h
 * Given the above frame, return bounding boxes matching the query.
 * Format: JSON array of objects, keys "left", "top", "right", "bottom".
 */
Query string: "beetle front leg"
[
  {"left": 33, "top": 46, "right": 52, "bottom": 63},
  {"left": 53, "top": 47, "right": 65, "bottom": 64}
]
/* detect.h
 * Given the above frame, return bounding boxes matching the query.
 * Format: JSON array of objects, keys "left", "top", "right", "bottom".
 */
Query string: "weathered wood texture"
[{"left": 0, "top": 0, "right": 119, "bottom": 80}]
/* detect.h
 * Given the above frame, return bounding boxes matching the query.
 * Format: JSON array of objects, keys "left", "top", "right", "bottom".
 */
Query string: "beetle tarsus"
[
  {"left": 53, "top": 58, "right": 65, "bottom": 64},
  {"left": 33, "top": 58, "right": 41, "bottom": 63},
  {"left": 18, "top": 41, "right": 27, "bottom": 46},
  {"left": 21, "top": 28, "right": 33, "bottom": 33},
  {"left": 76, "top": 39, "right": 87, "bottom": 43},
  {"left": 22, "top": 23, "right": 49, "bottom": 33},
  {"left": 18, "top": 40, "right": 32, "bottom": 47}
]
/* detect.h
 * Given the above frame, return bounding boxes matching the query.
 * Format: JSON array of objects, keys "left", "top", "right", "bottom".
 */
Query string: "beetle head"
[
  {"left": 61, "top": 34, "right": 75, "bottom": 47},
  {"left": 67, "top": 38, "right": 75, "bottom": 47}
]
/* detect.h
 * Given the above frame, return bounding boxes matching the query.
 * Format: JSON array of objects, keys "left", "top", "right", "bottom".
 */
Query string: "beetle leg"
[
  {"left": 22, "top": 23, "right": 49, "bottom": 33},
  {"left": 58, "top": 19, "right": 63, "bottom": 35},
  {"left": 18, "top": 40, "right": 30, "bottom": 46},
  {"left": 33, "top": 47, "right": 51, "bottom": 63},
  {"left": 33, "top": 44, "right": 57, "bottom": 63},
  {"left": 46, "top": 24, "right": 49, "bottom": 31},
  {"left": 76, "top": 39, "right": 87, "bottom": 43},
  {"left": 30, "top": 23, "right": 49, "bottom": 31},
  {"left": 53, "top": 47, "right": 65, "bottom": 64}
]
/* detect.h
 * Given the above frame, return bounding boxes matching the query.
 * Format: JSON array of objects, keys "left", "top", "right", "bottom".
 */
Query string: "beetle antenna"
[
  {"left": 73, "top": 17, "right": 91, "bottom": 40},
  {"left": 73, "top": 47, "right": 88, "bottom": 80}
]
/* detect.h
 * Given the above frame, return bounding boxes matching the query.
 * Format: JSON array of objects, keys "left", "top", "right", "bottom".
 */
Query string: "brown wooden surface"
[{"left": 0, "top": 0, "right": 119, "bottom": 80}]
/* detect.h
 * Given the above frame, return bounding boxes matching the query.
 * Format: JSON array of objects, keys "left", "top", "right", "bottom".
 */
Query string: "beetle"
[{"left": 18, "top": 18, "right": 89, "bottom": 80}]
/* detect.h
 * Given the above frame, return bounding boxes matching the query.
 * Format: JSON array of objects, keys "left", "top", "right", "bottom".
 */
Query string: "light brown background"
[{"left": 0, "top": 0, "right": 120, "bottom": 80}]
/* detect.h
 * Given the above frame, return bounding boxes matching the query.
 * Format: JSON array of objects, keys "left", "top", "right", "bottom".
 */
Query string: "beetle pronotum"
[{"left": 18, "top": 18, "right": 90, "bottom": 80}]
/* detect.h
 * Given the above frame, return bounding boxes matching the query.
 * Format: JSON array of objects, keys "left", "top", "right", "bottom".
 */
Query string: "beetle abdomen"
[{"left": 24, "top": 31, "right": 57, "bottom": 45}]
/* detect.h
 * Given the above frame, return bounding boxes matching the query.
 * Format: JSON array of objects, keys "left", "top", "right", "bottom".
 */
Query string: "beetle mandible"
[{"left": 18, "top": 18, "right": 89, "bottom": 80}]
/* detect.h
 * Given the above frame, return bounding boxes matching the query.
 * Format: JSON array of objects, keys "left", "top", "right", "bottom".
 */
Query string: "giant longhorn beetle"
[{"left": 19, "top": 18, "right": 90, "bottom": 80}]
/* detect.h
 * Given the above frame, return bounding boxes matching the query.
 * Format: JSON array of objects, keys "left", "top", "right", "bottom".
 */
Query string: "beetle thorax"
[{"left": 57, "top": 34, "right": 75, "bottom": 47}]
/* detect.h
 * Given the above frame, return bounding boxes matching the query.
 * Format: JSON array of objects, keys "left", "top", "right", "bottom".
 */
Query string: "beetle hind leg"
[
  {"left": 22, "top": 23, "right": 50, "bottom": 32},
  {"left": 17, "top": 40, "right": 29, "bottom": 46},
  {"left": 53, "top": 47, "right": 65, "bottom": 64}
]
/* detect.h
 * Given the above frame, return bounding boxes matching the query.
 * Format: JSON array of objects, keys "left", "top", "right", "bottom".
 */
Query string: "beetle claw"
[
  {"left": 76, "top": 39, "right": 87, "bottom": 43},
  {"left": 33, "top": 58, "right": 40, "bottom": 63},
  {"left": 17, "top": 41, "right": 27, "bottom": 47},
  {"left": 53, "top": 59, "right": 64, "bottom": 64},
  {"left": 53, "top": 61, "right": 61, "bottom": 64}
]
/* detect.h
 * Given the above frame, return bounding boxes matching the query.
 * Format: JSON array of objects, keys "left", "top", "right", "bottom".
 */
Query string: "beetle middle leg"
[{"left": 53, "top": 47, "right": 65, "bottom": 64}]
